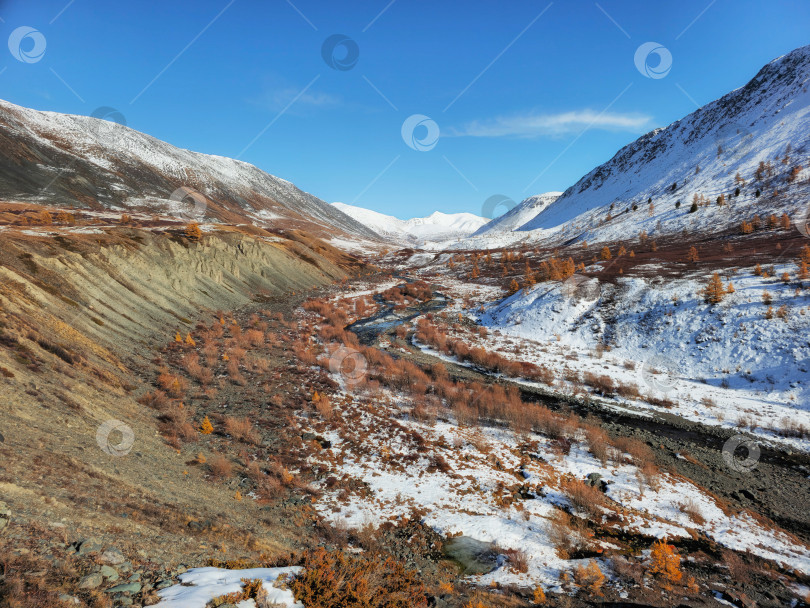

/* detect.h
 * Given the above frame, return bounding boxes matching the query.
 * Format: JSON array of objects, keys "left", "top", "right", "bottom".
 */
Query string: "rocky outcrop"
[{"left": 0, "top": 228, "right": 352, "bottom": 353}]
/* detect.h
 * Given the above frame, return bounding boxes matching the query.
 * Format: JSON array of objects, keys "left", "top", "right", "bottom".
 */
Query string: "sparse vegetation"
[{"left": 289, "top": 548, "right": 428, "bottom": 608}]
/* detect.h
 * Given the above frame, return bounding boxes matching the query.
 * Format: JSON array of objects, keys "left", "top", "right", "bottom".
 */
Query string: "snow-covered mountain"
[
  {"left": 513, "top": 45, "right": 810, "bottom": 245},
  {"left": 332, "top": 203, "right": 487, "bottom": 246},
  {"left": 0, "top": 99, "right": 379, "bottom": 240},
  {"left": 473, "top": 192, "right": 562, "bottom": 236}
]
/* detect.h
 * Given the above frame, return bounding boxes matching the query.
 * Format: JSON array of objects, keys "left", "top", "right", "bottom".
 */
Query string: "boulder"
[
  {"left": 585, "top": 472, "right": 609, "bottom": 493},
  {"left": 99, "top": 565, "right": 119, "bottom": 582},
  {"left": 78, "top": 573, "right": 103, "bottom": 589},
  {"left": 105, "top": 581, "right": 142, "bottom": 594},
  {"left": 100, "top": 547, "right": 125, "bottom": 565},
  {"left": 75, "top": 537, "right": 104, "bottom": 556}
]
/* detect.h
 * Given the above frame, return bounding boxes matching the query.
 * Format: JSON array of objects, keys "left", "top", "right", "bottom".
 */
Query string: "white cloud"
[
  {"left": 447, "top": 109, "right": 652, "bottom": 138},
  {"left": 248, "top": 76, "right": 341, "bottom": 113},
  {"left": 264, "top": 88, "right": 339, "bottom": 110}
]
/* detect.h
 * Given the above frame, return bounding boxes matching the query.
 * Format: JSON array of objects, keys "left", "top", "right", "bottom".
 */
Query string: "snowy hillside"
[
  {"left": 0, "top": 99, "right": 379, "bottom": 240},
  {"left": 473, "top": 192, "right": 562, "bottom": 236},
  {"left": 478, "top": 261, "right": 810, "bottom": 448},
  {"left": 332, "top": 202, "right": 487, "bottom": 246},
  {"left": 513, "top": 45, "right": 810, "bottom": 246}
]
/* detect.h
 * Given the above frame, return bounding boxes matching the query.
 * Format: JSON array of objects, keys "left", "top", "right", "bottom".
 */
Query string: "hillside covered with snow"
[
  {"left": 509, "top": 45, "right": 810, "bottom": 246},
  {"left": 0, "top": 99, "right": 379, "bottom": 240},
  {"left": 473, "top": 192, "right": 562, "bottom": 236},
  {"left": 478, "top": 261, "right": 810, "bottom": 447}
]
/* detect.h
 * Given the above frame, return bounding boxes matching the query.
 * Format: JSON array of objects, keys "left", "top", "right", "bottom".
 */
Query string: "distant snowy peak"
[
  {"left": 331, "top": 203, "right": 487, "bottom": 245},
  {"left": 405, "top": 210, "right": 489, "bottom": 237},
  {"left": 517, "top": 43, "right": 810, "bottom": 242},
  {"left": 331, "top": 203, "right": 409, "bottom": 241},
  {"left": 473, "top": 192, "right": 562, "bottom": 236}
]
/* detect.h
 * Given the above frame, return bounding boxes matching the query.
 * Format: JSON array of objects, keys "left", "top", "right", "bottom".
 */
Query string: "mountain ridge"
[
  {"left": 514, "top": 44, "right": 810, "bottom": 244},
  {"left": 0, "top": 98, "right": 380, "bottom": 241},
  {"left": 332, "top": 202, "right": 488, "bottom": 245}
]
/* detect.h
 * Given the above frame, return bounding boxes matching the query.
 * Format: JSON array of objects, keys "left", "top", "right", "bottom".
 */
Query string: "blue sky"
[{"left": 2, "top": 1, "right": 809, "bottom": 219}]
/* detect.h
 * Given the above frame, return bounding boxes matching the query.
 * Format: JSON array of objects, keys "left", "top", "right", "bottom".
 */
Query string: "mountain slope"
[
  {"left": 517, "top": 45, "right": 810, "bottom": 244},
  {"left": 473, "top": 192, "right": 562, "bottom": 236},
  {"left": 332, "top": 203, "right": 488, "bottom": 245},
  {"left": 0, "top": 99, "right": 380, "bottom": 240}
]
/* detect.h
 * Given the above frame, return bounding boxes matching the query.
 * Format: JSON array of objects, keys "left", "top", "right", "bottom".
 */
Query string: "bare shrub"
[
  {"left": 776, "top": 416, "right": 809, "bottom": 439},
  {"left": 560, "top": 478, "right": 605, "bottom": 518},
  {"left": 678, "top": 498, "right": 706, "bottom": 525},
  {"left": 615, "top": 382, "right": 641, "bottom": 399},
  {"left": 289, "top": 548, "right": 427, "bottom": 608},
  {"left": 612, "top": 436, "right": 654, "bottom": 466},
  {"left": 137, "top": 389, "right": 169, "bottom": 410},
  {"left": 547, "top": 510, "right": 591, "bottom": 559},
  {"left": 583, "top": 424, "right": 610, "bottom": 466},
  {"left": 583, "top": 371, "right": 614, "bottom": 395},
  {"left": 314, "top": 394, "right": 334, "bottom": 420},
  {"left": 636, "top": 461, "right": 661, "bottom": 493},
  {"left": 209, "top": 454, "right": 233, "bottom": 480},
  {"left": 610, "top": 555, "right": 644, "bottom": 585},
  {"left": 500, "top": 547, "right": 529, "bottom": 573},
  {"left": 157, "top": 373, "right": 188, "bottom": 398},
  {"left": 574, "top": 561, "right": 605, "bottom": 596},
  {"left": 223, "top": 416, "right": 260, "bottom": 444}
]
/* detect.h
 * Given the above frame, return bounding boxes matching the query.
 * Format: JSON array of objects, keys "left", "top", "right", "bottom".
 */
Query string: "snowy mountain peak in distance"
[
  {"left": 331, "top": 202, "right": 488, "bottom": 246},
  {"left": 473, "top": 192, "right": 563, "bottom": 236}
]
